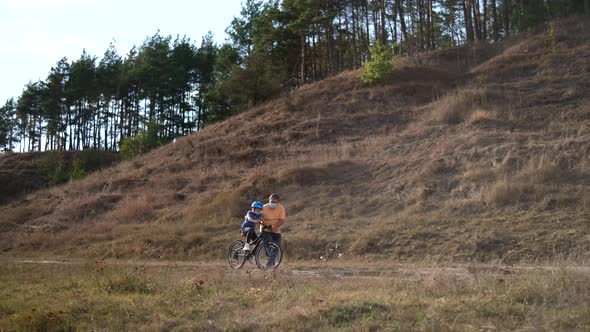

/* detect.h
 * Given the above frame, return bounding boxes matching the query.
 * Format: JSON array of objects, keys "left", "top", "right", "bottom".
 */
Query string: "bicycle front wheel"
[
  {"left": 227, "top": 240, "right": 247, "bottom": 269},
  {"left": 255, "top": 241, "right": 282, "bottom": 270}
]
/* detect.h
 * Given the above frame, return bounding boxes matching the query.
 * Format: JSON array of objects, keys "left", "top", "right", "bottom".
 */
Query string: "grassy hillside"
[
  {"left": 1, "top": 18, "right": 588, "bottom": 262},
  {"left": 0, "top": 150, "right": 119, "bottom": 204}
]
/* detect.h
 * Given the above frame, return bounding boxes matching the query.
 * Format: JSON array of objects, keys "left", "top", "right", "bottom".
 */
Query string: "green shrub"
[
  {"left": 545, "top": 21, "right": 558, "bottom": 52},
  {"left": 69, "top": 149, "right": 105, "bottom": 181},
  {"left": 32, "top": 149, "right": 115, "bottom": 186},
  {"left": 69, "top": 158, "right": 86, "bottom": 181},
  {"left": 327, "top": 301, "right": 388, "bottom": 326},
  {"left": 360, "top": 41, "right": 395, "bottom": 83},
  {"left": 40, "top": 151, "right": 69, "bottom": 185},
  {"left": 120, "top": 121, "right": 165, "bottom": 160}
]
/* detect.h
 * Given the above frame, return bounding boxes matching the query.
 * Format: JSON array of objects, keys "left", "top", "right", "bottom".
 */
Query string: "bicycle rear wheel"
[
  {"left": 227, "top": 240, "right": 247, "bottom": 269},
  {"left": 255, "top": 241, "right": 282, "bottom": 270}
]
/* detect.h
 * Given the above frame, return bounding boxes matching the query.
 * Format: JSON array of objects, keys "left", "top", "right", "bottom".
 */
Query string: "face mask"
[{"left": 269, "top": 202, "right": 278, "bottom": 208}]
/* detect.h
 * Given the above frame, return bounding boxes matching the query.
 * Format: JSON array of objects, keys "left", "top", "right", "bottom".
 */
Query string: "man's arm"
[
  {"left": 259, "top": 217, "right": 273, "bottom": 231},
  {"left": 274, "top": 207, "right": 286, "bottom": 228}
]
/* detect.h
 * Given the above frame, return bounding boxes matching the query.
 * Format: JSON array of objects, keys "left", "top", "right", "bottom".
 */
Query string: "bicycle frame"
[
  {"left": 239, "top": 229, "right": 265, "bottom": 259},
  {"left": 228, "top": 224, "right": 281, "bottom": 270}
]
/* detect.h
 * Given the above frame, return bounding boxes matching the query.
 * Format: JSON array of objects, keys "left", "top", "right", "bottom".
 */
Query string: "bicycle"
[{"left": 227, "top": 224, "right": 282, "bottom": 270}]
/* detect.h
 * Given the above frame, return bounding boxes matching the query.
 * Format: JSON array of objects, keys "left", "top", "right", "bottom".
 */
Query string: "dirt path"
[{"left": 10, "top": 258, "right": 590, "bottom": 279}]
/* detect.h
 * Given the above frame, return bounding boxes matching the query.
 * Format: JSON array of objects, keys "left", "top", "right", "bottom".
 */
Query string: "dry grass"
[
  {"left": 520, "top": 154, "right": 562, "bottom": 184},
  {"left": 427, "top": 88, "right": 496, "bottom": 124},
  {"left": 1, "top": 260, "right": 589, "bottom": 331},
  {"left": 185, "top": 191, "right": 246, "bottom": 225},
  {"left": 481, "top": 151, "right": 585, "bottom": 209},
  {"left": 107, "top": 194, "right": 157, "bottom": 223},
  {"left": 465, "top": 109, "right": 498, "bottom": 126},
  {"left": 55, "top": 193, "right": 123, "bottom": 223},
  {"left": 0, "top": 18, "right": 589, "bottom": 262},
  {"left": 483, "top": 177, "right": 535, "bottom": 207}
]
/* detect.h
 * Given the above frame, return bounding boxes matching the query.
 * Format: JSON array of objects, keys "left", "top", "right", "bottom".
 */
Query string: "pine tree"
[
  {"left": 97, "top": 42, "right": 123, "bottom": 151},
  {"left": 361, "top": 40, "right": 394, "bottom": 83},
  {"left": 195, "top": 33, "right": 218, "bottom": 130},
  {"left": 0, "top": 98, "right": 17, "bottom": 152},
  {"left": 4, "top": 0, "right": 585, "bottom": 152}
]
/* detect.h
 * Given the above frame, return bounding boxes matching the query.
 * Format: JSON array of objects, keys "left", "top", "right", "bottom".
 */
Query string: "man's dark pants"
[{"left": 261, "top": 231, "right": 282, "bottom": 267}]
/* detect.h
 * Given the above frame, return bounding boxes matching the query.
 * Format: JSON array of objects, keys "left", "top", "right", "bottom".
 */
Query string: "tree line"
[
  {"left": 1, "top": 34, "right": 216, "bottom": 152},
  {"left": 1, "top": 0, "right": 586, "bottom": 153}
]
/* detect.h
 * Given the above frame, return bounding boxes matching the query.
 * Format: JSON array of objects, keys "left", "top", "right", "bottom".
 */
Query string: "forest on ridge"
[{"left": 0, "top": 0, "right": 586, "bottom": 153}]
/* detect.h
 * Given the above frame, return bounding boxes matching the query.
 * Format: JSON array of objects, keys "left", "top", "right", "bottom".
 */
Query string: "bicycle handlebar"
[{"left": 259, "top": 221, "right": 273, "bottom": 230}]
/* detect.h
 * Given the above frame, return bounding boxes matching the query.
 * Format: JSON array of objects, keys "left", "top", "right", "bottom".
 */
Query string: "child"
[{"left": 241, "top": 201, "right": 264, "bottom": 251}]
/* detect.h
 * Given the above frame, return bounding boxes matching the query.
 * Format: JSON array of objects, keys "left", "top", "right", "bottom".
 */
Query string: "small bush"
[
  {"left": 545, "top": 21, "right": 558, "bottom": 52},
  {"left": 11, "top": 310, "right": 74, "bottom": 332},
  {"left": 327, "top": 301, "right": 388, "bottom": 326},
  {"left": 120, "top": 135, "right": 144, "bottom": 160},
  {"left": 39, "top": 151, "right": 69, "bottom": 185},
  {"left": 38, "top": 150, "right": 109, "bottom": 184},
  {"left": 120, "top": 121, "right": 167, "bottom": 160},
  {"left": 360, "top": 41, "right": 395, "bottom": 83},
  {"left": 69, "top": 149, "right": 105, "bottom": 181},
  {"left": 70, "top": 158, "right": 86, "bottom": 181}
]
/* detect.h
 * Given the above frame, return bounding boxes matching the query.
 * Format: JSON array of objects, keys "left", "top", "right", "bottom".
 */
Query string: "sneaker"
[{"left": 242, "top": 243, "right": 251, "bottom": 251}]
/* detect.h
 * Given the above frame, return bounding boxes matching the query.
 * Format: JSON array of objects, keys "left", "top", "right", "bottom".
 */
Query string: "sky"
[{"left": 0, "top": 0, "right": 244, "bottom": 105}]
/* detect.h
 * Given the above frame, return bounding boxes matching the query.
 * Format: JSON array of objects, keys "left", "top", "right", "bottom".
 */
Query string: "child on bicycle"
[{"left": 241, "top": 201, "right": 264, "bottom": 251}]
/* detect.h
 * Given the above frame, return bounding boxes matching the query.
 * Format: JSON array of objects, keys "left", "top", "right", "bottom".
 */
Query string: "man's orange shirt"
[{"left": 261, "top": 203, "right": 286, "bottom": 234}]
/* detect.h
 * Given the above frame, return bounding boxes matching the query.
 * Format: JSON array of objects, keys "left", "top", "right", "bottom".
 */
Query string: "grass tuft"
[
  {"left": 10, "top": 310, "right": 74, "bottom": 332},
  {"left": 465, "top": 109, "right": 497, "bottom": 126},
  {"left": 428, "top": 88, "right": 495, "bottom": 124},
  {"left": 326, "top": 301, "right": 388, "bottom": 326},
  {"left": 483, "top": 177, "right": 534, "bottom": 206},
  {"left": 105, "top": 270, "right": 153, "bottom": 294}
]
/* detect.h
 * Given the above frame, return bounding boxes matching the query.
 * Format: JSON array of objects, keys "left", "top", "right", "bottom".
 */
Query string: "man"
[{"left": 261, "top": 193, "right": 286, "bottom": 267}]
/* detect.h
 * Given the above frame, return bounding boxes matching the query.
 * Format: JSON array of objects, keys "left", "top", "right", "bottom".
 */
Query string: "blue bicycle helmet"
[{"left": 251, "top": 201, "right": 264, "bottom": 209}]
